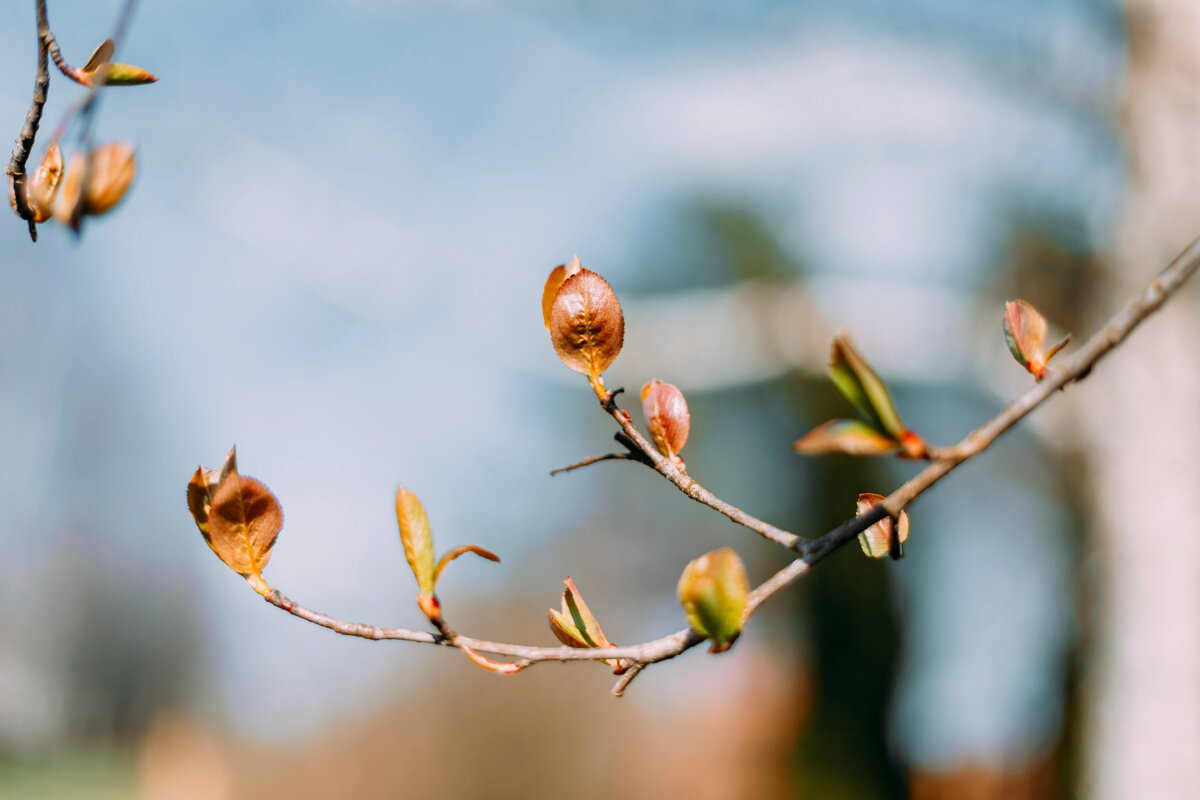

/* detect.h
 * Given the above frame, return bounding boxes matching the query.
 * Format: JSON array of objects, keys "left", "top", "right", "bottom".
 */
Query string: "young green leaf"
[
  {"left": 792, "top": 419, "right": 899, "bottom": 456},
  {"left": 548, "top": 269, "right": 624, "bottom": 396},
  {"left": 541, "top": 255, "right": 582, "bottom": 329},
  {"left": 101, "top": 63, "right": 158, "bottom": 86},
  {"left": 677, "top": 548, "right": 748, "bottom": 653},
  {"left": 855, "top": 492, "right": 910, "bottom": 559},
  {"left": 829, "top": 335, "right": 906, "bottom": 438},
  {"left": 641, "top": 379, "right": 690, "bottom": 462},
  {"left": 396, "top": 486, "right": 436, "bottom": 598},
  {"left": 80, "top": 39, "right": 158, "bottom": 86}
]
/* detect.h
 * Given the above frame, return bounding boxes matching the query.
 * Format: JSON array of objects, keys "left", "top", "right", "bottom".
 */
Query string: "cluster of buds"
[
  {"left": 10, "top": 141, "right": 138, "bottom": 233},
  {"left": 544, "top": 258, "right": 752, "bottom": 653},
  {"left": 8, "top": 36, "right": 155, "bottom": 237}
]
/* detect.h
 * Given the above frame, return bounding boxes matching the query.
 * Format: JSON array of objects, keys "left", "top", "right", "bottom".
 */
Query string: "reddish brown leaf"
[
  {"left": 548, "top": 269, "right": 624, "bottom": 386},
  {"left": 205, "top": 471, "right": 283, "bottom": 583}
]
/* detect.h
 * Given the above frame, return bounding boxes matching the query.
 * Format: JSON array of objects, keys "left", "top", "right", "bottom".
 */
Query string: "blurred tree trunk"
[{"left": 1084, "top": 1, "right": 1200, "bottom": 796}]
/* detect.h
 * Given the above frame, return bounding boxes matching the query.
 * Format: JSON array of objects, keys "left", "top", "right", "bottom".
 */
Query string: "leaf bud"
[
  {"left": 396, "top": 485, "right": 436, "bottom": 599},
  {"left": 641, "top": 379, "right": 690, "bottom": 462},
  {"left": 855, "top": 492, "right": 909, "bottom": 559},
  {"left": 1002, "top": 299, "right": 1069, "bottom": 380},
  {"left": 547, "top": 577, "right": 624, "bottom": 672},
  {"left": 678, "top": 547, "right": 748, "bottom": 653}
]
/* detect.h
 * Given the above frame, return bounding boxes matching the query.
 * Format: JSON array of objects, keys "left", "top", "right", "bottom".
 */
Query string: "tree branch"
[
  {"left": 250, "top": 232, "right": 1199, "bottom": 694},
  {"left": 6, "top": 0, "right": 52, "bottom": 241}
]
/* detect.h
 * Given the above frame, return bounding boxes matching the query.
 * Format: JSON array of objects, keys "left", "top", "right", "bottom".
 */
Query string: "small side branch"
[
  {"left": 550, "top": 452, "right": 636, "bottom": 476},
  {"left": 597, "top": 389, "right": 806, "bottom": 551}
]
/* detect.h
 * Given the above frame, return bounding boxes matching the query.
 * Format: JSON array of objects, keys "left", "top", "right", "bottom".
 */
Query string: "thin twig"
[
  {"left": 597, "top": 390, "right": 805, "bottom": 551},
  {"left": 255, "top": 233, "right": 1200, "bottom": 694},
  {"left": 44, "top": 27, "right": 87, "bottom": 86},
  {"left": 550, "top": 452, "right": 636, "bottom": 476},
  {"left": 611, "top": 663, "right": 646, "bottom": 696}
]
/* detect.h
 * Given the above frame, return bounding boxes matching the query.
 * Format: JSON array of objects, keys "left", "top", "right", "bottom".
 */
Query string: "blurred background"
[{"left": 2, "top": 0, "right": 1198, "bottom": 797}]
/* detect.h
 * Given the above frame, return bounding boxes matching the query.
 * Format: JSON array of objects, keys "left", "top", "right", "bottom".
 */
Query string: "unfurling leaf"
[
  {"left": 81, "top": 40, "right": 158, "bottom": 86},
  {"left": 829, "top": 335, "right": 906, "bottom": 439},
  {"left": 541, "top": 255, "right": 583, "bottom": 329},
  {"left": 101, "top": 63, "right": 158, "bottom": 86},
  {"left": 678, "top": 548, "right": 748, "bottom": 653},
  {"left": 433, "top": 544, "right": 500, "bottom": 585},
  {"left": 792, "top": 419, "right": 899, "bottom": 456},
  {"left": 191, "top": 453, "right": 283, "bottom": 595},
  {"left": 855, "top": 492, "right": 910, "bottom": 559},
  {"left": 396, "top": 486, "right": 436, "bottom": 599},
  {"left": 642, "top": 379, "right": 690, "bottom": 462},
  {"left": 795, "top": 335, "right": 927, "bottom": 459},
  {"left": 547, "top": 577, "right": 624, "bottom": 672},
  {"left": 548, "top": 268, "right": 624, "bottom": 397},
  {"left": 1003, "top": 300, "right": 1069, "bottom": 380}
]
